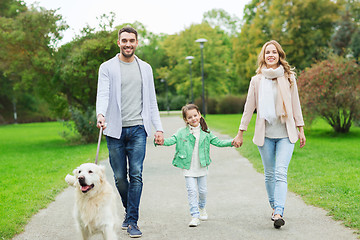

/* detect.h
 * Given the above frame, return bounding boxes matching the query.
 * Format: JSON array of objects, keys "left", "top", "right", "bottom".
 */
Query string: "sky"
[{"left": 23, "top": 0, "right": 248, "bottom": 45}]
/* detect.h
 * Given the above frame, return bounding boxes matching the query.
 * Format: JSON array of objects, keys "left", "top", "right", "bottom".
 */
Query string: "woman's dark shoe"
[{"left": 273, "top": 217, "right": 285, "bottom": 229}]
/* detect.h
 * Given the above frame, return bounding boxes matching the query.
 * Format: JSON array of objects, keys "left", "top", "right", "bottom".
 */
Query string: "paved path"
[{"left": 13, "top": 116, "right": 357, "bottom": 240}]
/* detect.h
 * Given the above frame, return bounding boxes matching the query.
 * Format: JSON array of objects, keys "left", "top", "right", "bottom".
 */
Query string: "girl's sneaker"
[
  {"left": 199, "top": 208, "right": 208, "bottom": 220},
  {"left": 189, "top": 217, "right": 200, "bottom": 227}
]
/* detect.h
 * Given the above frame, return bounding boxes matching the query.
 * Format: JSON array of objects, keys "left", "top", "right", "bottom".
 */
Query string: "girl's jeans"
[
  {"left": 185, "top": 176, "right": 207, "bottom": 218},
  {"left": 258, "top": 137, "right": 294, "bottom": 217}
]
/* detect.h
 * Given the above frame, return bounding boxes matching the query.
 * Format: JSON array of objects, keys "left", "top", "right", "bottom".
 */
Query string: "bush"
[
  {"left": 65, "top": 106, "right": 99, "bottom": 143},
  {"left": 169, "top": 95, "right": 187, "bottom": 110},
  {"left": 297, "top": 56, "right": 360, "bottom": 133},
  {"left": 217, "top": 95, "right": 247, "bottom": 114},
  {"left": 194, "top": 97, "right": 218, "bottom": 115},
  {"left": 156, "top": 95, "right": 166, "bottom": 111},
  {"left": 157, "top": 94, "right": 187, "bottom": 111}
]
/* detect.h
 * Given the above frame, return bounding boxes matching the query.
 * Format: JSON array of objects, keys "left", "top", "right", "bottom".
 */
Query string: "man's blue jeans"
[
  {"left": 258, "top": 137, "right": 294, "bottom": 217},
  {"left": 106, "top": 125, "right": 147, "bottom": 224}
]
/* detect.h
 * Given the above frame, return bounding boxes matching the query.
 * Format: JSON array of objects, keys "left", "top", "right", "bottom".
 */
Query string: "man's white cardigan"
[{"left": 96, "top": 54, "right": 163, "bottom": 139}]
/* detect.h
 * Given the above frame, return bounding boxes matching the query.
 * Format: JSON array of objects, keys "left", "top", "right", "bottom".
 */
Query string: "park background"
[{"left": 0, "top": 0, "right": 359, "bottom": 239}]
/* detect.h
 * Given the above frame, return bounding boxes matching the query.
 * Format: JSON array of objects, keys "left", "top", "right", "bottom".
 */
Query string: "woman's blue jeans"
[
  {"left": 106, "top": 125, "right": 147, "bottom": 224},
  {"left": 185, "top": 176, "right": 207, "bottom": 218},
  {"left": 258, "top": 137, "right": 294, "bottom": 217}
]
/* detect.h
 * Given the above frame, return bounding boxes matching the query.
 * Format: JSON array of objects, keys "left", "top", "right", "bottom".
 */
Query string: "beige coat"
[{"left": 239, "top": 74, "right": 304, "bottom": 146}]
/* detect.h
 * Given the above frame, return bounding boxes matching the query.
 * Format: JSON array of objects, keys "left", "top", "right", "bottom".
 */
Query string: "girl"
[
  {"left": 157, "top": 104, "right": 234, "bottom": 227},
  {"left": 233, "top": 40, "right": 306, "bottom": 229}
]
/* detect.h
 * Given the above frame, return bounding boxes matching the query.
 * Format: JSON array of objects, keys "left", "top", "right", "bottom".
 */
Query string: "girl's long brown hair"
[{"left": 181, "top": 104, "right": 209, "bottom": 133}]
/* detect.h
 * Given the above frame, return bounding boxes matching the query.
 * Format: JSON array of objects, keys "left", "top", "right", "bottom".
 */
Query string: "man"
[{"left": 96, "top": 26, "right": 164, "bottom": 238}]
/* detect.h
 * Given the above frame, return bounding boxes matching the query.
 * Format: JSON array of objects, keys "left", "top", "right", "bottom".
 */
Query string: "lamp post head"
[
  {"left": 185, "top": 56, "right": 194, "bottom": 64},
  {"left": 195, "top": 38, "right": 207, "bottom": 49}
]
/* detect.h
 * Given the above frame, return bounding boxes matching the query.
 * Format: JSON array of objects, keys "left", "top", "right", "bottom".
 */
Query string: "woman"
[{"left": 233, "top": 40, "right": 306, "bottom": 229}]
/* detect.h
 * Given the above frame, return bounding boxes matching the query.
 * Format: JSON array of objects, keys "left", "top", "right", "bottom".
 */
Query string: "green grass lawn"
[
  {"left": 206, "top": 114, "right": 360, "bottom": 234},
  {"left": 0, "top": 121, "right": 108, "bottom": 240}
]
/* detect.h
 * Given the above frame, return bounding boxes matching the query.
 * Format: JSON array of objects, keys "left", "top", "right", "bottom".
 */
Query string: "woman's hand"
[
  {"left": 232, "top": 130, "right": 244, "bottom": 148},
  {"left": 298, "top": 126, "right": 306, "bottom": 148}
]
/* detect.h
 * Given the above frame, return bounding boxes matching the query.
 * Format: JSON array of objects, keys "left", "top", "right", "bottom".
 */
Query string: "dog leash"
[{"left": 95, "top": 126, "right": 103, "bottom": 165}]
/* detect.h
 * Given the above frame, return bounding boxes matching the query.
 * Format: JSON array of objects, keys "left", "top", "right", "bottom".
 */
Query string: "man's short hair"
[{"left": 118, "top": 26, "right": 138, "bottom": 40}]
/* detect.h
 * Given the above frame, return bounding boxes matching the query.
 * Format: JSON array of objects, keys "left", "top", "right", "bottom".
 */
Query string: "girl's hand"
[
  {"left": 232, "top": 130, "right": 244, "bottom": 148},
  {"left": 154, "top": 131, "right": 164, "bottom": 145}
]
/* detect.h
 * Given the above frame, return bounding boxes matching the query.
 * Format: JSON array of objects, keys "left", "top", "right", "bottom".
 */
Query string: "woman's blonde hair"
[
  {"left": 181, "top": 104, "right": 209, "bottom": 133},
  {"left": 256, "top": 40, "right": 295, "bottom": 80}
]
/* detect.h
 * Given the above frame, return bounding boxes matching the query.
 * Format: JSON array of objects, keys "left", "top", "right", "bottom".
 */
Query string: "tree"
[
  {"left": 297, "top": 56, "right": 360, "bottom": 133},
  {"left": 203, "top": 8, "right": 241, "bottom": 36},
  {"left": 0, "top": 2, "right": 67, "bottom": 123},
  {"left": 350, "top": 27, "right": 360, "bottom": 62},
  {"left": 162, "top": 23, "right": 235, "bottom": 103},
  {"left": 0, "top": 0, "right": 26, "bottom": 17},
  {"left": 331, "top": 11, "right": 356, "bottom": 56}
]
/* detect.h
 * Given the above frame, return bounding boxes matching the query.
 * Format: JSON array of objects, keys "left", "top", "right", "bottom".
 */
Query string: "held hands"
[
  {"left": 232, "top": 130, "right": 244, "bottom": 148},
  {"left": 97, "top": 114, "right": 106, "bottom": 130},
  {"left": 154, "top": 131, "right": 164, "bottom": 145}
]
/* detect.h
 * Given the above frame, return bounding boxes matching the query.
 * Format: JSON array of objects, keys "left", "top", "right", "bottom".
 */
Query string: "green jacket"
[{"left": 163, "top": 126, "right": 232, "bottom": 170}]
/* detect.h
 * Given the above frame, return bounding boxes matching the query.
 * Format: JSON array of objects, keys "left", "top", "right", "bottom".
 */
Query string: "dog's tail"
[{"left": 65, "top": 174, "right": 76, "bottom": 187}]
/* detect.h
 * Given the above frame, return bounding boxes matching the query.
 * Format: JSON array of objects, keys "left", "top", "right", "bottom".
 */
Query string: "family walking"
[{"left": 96, "top": 26, "right": 306, "bottom": 238}]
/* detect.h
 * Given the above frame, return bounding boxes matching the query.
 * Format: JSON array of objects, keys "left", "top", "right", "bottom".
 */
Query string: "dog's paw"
[{"left": 65, "top": 174, "right": 76, "bottom": 187}]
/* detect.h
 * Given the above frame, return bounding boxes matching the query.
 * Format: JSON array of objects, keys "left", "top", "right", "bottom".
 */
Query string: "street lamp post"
[
  {"left": 160, "top": 78, "right": 169, "bottom": 115},
  {"left": 185, "top": 56, "right": 194, "bottom": 103},
  {"left": 195, "top": 38, "right": 207, "bottom": 117}
]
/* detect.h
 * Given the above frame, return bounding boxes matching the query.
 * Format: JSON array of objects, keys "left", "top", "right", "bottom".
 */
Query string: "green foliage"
[
  {"left": 202, "top": 8, "right": 241, "bottom": 36},
  {"left": 68, "top": 107, "right": 99, "bottom": 143},
  {"left": 350, "top": 27, "right": 360, "bottom": 62},
  {"left": 331, "top": 11, "right": 356, "bottom": 56},
  {"left": 0, "top": 122, "right": 108, "bottom": 239},
  {"left": 169, "top": 95, "right": 187, "bottom": 110},
  {"left": 162, "top": 23, "right": 236, "bottom": 99},
  {"left": 297, "top": 55, "right": 360, "bottom": 133},
  {"left": 0, "top": 5, "right": 68, "bottom": 89},
  {"left": 0, "top": 0, "right": 27, "bottom": 17},
  {"left": 206, "top": 114, "right": 360, "bottom": 233},
  {"left": 0, "top": 3, "right": 67, "bottom": 123}
]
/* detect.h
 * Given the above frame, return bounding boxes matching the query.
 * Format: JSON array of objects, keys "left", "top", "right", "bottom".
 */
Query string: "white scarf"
[{"left": 258, "top": 65, "right": 285, "bottom": 124}]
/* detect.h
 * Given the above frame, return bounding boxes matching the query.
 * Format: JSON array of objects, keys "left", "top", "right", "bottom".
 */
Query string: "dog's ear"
[
  {"left": 98, "top": 165, "right": 106, "bottom": 182},
  {"left": 65, "top": 174, "right": 76, "bottom": 187},
  {"left": 99, "top": 165, "right": 105, "bottom": 174},
  {"left": 73, "top": 167, "right": 79, "bottom": 176}
]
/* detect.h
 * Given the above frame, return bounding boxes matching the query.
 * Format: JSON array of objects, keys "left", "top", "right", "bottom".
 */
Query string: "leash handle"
[{"left": 95, "top": 126, "right": 103, "bottom": 165}]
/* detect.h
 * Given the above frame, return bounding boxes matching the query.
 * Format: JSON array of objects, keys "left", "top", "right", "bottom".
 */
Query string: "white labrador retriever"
[{"left": 65, "top": 163, "right": 119, "bottom": 240}]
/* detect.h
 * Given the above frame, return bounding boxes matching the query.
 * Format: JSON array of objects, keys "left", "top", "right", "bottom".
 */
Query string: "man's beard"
[{"left": 121, "top": 47, "right": 135, "bottom": 58}]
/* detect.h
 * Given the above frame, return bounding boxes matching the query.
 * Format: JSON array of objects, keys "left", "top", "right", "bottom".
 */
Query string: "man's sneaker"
[
  {"left": 188, "top": 217, "right": 200, "bottom": 227},
  {"left": 122, "top": 214, "right": 129, "bottom": 230},
  {"left": 127, "top": 223, "right": 142, "bottom": 238},
  {"left": 199, "top": 208, "right": 208, "bottom": 220},
  {"left": 122, "top": 220, "right": 129, "bottom": 230}
]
